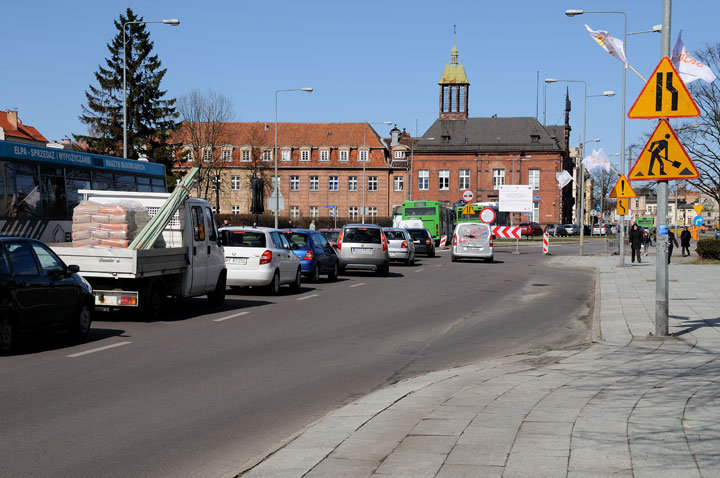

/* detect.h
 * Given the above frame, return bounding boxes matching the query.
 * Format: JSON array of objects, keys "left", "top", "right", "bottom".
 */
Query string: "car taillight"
[
  {"left": 436, "top": 224, "right": 439, "bottom": 236},
  {"left": 490, "top": 236, "right": 494, "bottom": 247},
  {"left": 425, "top": 238, "right": 431, "bottom": 245},
  {"left": 259, "top": 250, "right": 272, "bottom": 265},
  {"left": 452, "top": 234, "right": 457, "bottom": 246},
  {"left": 401, "top": 240, "right": 408, "bottom": 249},
  {"left": 303, "top": 249, "right": 313, "bottom": 261},
  {"left": 382, "top": 234, "right": 388, "bottom": 252},
  {"left": 337, "top": 232, "right": 343, "bottom": 250},
  {"left": 120, "top": 296, "right": 137, "bottom": 306}
]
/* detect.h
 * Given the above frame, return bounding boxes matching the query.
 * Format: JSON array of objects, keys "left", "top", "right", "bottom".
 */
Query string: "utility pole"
[{"left": 655, "top": 0, "right": 671, "bottom": 337}]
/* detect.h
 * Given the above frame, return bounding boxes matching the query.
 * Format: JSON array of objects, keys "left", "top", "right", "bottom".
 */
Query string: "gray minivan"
[
  {"left": 451, "top": 222, "right": 493, "bottom": 262},
  {"left": 337, "top": 224, "right": 390, "bottom": 276}
]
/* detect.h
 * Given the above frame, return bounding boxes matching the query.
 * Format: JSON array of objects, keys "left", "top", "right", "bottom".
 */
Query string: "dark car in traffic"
[
  {"left": 282, "top": 229, "right": 339, "bottom": 282},
  {"left": 407, "top": 228, "right": 436, "bottom": 257},
  {"left": 0, "top": 237, "right": 94, "bottom": 353},
  {"left": 545, "top": 224, "right": 568, "bottom": 237}
]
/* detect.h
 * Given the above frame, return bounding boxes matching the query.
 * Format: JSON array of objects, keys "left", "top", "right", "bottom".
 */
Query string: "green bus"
[{"left": 399, "top": 200, "right": 455, "bottom": 243}]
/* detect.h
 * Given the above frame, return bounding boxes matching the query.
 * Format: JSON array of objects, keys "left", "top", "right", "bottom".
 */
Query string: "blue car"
[{"left": 281, "top": 229, "right": 339, "bottom": 282}]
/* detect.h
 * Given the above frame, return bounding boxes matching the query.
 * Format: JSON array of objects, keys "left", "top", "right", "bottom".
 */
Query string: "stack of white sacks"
[{"left": 71, "top": 201, "right": 150, "bottom": 248}]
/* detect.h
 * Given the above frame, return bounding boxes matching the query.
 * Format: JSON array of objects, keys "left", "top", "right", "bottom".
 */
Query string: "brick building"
[{"left": 0, "top": 109, "right": 48, "bottom": 146}]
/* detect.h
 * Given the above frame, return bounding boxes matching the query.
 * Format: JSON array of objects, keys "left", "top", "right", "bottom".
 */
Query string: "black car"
[
  {"left": 0, "top": 237, "right": 94, "bottom": 353},
  {"left": 545, "top": 224, "right": 568, "bottom": 237},
  {"left": 407, "top": 228, "right": 436, "bottom": 257}
]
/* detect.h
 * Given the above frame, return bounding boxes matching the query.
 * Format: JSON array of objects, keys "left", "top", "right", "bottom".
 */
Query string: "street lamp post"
[
  {"left": 361, "top": 121, "right": 392, "bottom": 223},
  {"left": 274, "top": 88, "right": 313, "bottom": 228},
  {"left": 545, "top": 78, "right": 613, "bottom": 255},
  {"left": 123, "top": 18, "right": 179, "bottom": 159}
]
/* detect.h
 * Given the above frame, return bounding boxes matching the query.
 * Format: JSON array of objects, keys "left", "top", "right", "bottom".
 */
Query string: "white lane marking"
[
  {"left": 350, "top": 283, "right": 365, "bottom": 288},
  {"left": 67, "top": 341, "right": 132, "bottom": 358},
  {"left": 213, "top": 311, "right": 249, "bottom": 322},
  {"left": 435, "top": 264, "right": 443, "bottom": 267},
  {"left": 297, "top": 294, "right": 319, "bottom": 301},
  {"left": 414, "top": 269, "right": 425, "bottom": 273}
]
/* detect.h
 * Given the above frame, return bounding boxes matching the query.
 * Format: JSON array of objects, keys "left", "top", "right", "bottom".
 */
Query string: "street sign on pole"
[
  {"left": 461, "top": 203, "right": 475, "bottom": 216},
  {"left": 628, "top": 56, "right": 700, "bottom": 119},
  {"left": 609, "top": 175, "right": 637, "bottom": 198},
  {"left": 616, "top": 198, "right": 630, "bottom": 216},
  {"left": 693, "top": 205, "right": 704, "bottom": 216},
  {"left": 461, "top": 189, "right": 475, "bottom": 203},
  {"left": 628, "top": 120, "right": 700, "bottom": 181},
  {"left": 479, "top": 207, "right": 496, "bottom": 224},
  {"left": 693, "top": 215, "right": 704, "bottom": 227},
  {"left": 498, "top": 185, "right": 532, "bottom": 212}
]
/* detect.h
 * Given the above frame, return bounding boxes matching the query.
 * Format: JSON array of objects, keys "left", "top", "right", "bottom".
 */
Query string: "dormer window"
[
  {"left": 281, "top": 149, "right": 291, "bottom": 162},
  {"left": 262, "top": 150, "right": 272, "bottom": 162},
  {"left": 358, "top": 149, "right": 369, "bottom": 162},
  {"left": 240, "top": 148, "right": 251, "bottom": 162},
  {"left": 394, "top": 150, "right": 406, "bottom": 159},
  {"left": 319, "top": 149, "right": 330, "bottom": 162},
  {"left": 442, "top": 135, "right": 451, "bottom": 143},
  {"left": 300, "top": 149, "right": 311, "bottom": 162},
  {"left": 531, "top": 134, "right": 540, "bottom": 143},
  {"left": 221, "top": 148, "right": 232, "bottom": 162},
  {"left": 339, "top": 149, "right": 349, "bottom": 162}
]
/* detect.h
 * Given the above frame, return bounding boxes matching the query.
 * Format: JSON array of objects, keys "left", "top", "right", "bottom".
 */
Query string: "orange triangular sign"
[
  {"left": 609, "top": 175, "right": 636, "bottom": 198},
  {"left": 628, "top": 57, "right": 700, "bottom": 119},
  {"left": 628, "top": 119, "right": 699, "bottom": 181},
  {"left": 461, "top": 203, "right": 475, "bottom": 215}
]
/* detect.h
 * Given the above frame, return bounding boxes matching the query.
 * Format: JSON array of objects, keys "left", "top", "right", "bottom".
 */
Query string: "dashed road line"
[
  {"left": 414, "top": 269, "right": 425, "bottom": 273},
  {"left": 297, "top": 294, "right": 319, "bottom": 301},
  {"left": 435, "top": 264, "right": 443, "bottom": 267},
  {"left": 67, "top": 341, "right": 132, "bottom": 358},
  {"left": 350, "top": 283, "right": 365, "bottom": 288},
  {"left": 213, "top": 311, "right": 249, "bottom": 322}
]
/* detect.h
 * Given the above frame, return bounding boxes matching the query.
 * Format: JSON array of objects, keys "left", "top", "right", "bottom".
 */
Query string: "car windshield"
[
  {"left": 221, "top": 230, "right": 266, "bottom": 247},
  {"left": 384, "top": 230, "right": 406, "bottom": 241},
  {"left": 321, "top": 231, "right": 340, "bottom": 242},
  {"left": 343, "top": 227, "right": 381, "bottom": 244},
  {"left": 404, "top": 207, "right": 436, "bottom": 216},
  {"left": 408, "top": 229, "right": 428, "bottom": 241},
  {"left": 282, "top": 232, "right": 309, "bottom": 249}
]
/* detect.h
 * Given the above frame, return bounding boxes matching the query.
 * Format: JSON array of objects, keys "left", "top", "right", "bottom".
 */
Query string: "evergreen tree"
[{"left": 75, "top": 8, "right": 178, "bottom": 168}]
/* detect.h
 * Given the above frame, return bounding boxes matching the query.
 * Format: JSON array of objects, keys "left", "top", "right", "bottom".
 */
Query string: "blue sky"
[{"left": 3, "top": 0, "right": 718, "bottom": 168}]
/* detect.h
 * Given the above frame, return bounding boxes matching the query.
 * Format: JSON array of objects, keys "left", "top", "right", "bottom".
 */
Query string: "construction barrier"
[
  {"left": 542, "top": 232, "right": 549, "bottom": 255},
  {"left": 440, "top": 235, "right": 447, "bottom": 247}
]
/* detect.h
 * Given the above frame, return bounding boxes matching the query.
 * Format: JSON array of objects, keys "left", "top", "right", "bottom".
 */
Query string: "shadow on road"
[{"left": 8, "top": 327, "right": 126, "bottom": 356}]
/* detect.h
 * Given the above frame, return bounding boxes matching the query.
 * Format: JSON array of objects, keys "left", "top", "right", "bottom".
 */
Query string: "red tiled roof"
[{"left": 0, "top": 111, "right": 48, "bottom": 143}]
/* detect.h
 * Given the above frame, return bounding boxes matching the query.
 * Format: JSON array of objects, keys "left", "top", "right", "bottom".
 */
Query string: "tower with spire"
[{"left": 438, "top": 28, "right": 469, "bottom": 120}]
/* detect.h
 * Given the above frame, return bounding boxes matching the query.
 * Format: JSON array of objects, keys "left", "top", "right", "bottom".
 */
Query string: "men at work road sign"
[
  {"left": 628, "top": 119, "right": 699, "bottom": 181},
  {"left": 628, "top": 56, "right": 700, "bottom": 119}
]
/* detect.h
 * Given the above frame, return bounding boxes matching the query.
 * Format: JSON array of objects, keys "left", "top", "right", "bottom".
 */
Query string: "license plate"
[
  {"left": 227, "top": 257, "right": 247, "bottom": 265},
  {"left": 352, "top": 248, "right": 372, "bottom": 255},
  {"left": 464, "top": 246, "right": 482, "bottom": 252}
]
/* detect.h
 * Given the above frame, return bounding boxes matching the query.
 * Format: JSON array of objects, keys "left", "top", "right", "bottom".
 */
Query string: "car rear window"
[
  {"left": 458, "top": 224, "right": 490, "bottom": 238},
  {"left": 282, "top": 232, "right": 309, "bottom": 249},
  {"left": 383, "top": 230, "right": 406, "bottom": 241},
  {"left": 321, "top": 231, "right": 340, "bottom": 242},
  {"left": 408, "top": 229, "right": 428, "bottom": 241},
  {"left": 221, "top": 230, "right": 266, "bottom": 247},
  {"left": 343, "top": 227, "right": 381, "bottom": 244}
]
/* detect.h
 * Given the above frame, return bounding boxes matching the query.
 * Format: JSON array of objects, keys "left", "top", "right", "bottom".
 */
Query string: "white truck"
[{"left": 51, "top": 190, "right": 227, "bottom": 318}]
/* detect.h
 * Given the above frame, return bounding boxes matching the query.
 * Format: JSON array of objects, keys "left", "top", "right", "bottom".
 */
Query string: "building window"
[
  {"left": 262, "top": 150, "right": 272, "bottom": 162},
  {"left": 394, "top": 150, "right": 405, "bottom": 159},
  {"left": 320, "top": 150, "right": 329, "bottom": 162},
  {"left": 290, "top": 206, "right": 300, "bottom": 218},
  {"left": 368, "top": 176, "right": 378, "bottom": 191},
  {"left": 221, "top": 148, "right": 232, "bottom": 162},
  {"left": 309, "top": 176, "right": 319, "bottom": 191},
  {"left": 241, "top": 149, "right": 251, "bottom": 162},
  {"left": 310, "top": 206, "right": 319, "bottom": 218},
  {"left": 339, "top": 150, "right": 349, "bottom": 162},
  {"left": 359, "top": 149, "right": 368, "bottom": 162},
  {"left": 439, "top": 170, "right": 450, "bottom": 190},
  {"left": 529, "top": 169, "right": 540, "bottom": 190},
  {"left": 329, "top": 176, "right": 338, "bottom": 191},
  {"left": 185, "top": 149, "right": 194, "bottom": 162},
  {"left": 203, "top": 148, "right": 213, "bottom": 162},
  {"left": 459, "top": 86, "right": 466, "bottom": 113},
  {"left": 281, "top": 149, "right": 291, "bottom": 162},
  {"left": 418, "top": 170, "right": 429, "bottom": 190},
  {"left": 459, "top": 169, "right": 470, "bottom": 189},
  {"left": 532, "top": 202, "right": 540, "bottom": 222},
  {"left": 300, "top": 150, "right": 310, "bottom": 162},
  {"left": 290, "top": 175, "right": 300, "bottom": 191},
  {"left": 231, "top": 176, "right": 241, "bottom": 191},
  {"left": 368, "top": 206, "right": 378, "bottom": 218},
  {"left": 394, "top": 176, "right": 404, "bottom": 191},
  {"left": 348, "top": 176, "right": 358, "bottom": 191},
  {"left": 348, "top": 206, "right": 358, "bottom": 219},
  {"left": 442, "top": 86, "right": 450, "bottom": 113},
  {"left": 493, "top": 169, "right": 505, "bottom": 189},
  {"left": 231, "top": 205, "right": 241, "bottom": 214}
]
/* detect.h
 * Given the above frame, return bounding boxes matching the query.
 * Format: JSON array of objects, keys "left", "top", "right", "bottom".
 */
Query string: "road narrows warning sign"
[
  {"left": 461, "top": 203, "right": 475, "bottom": 216},
  {"left": 616, "top": 198, "right": 630, "bottom": 216},
  {"left": 609, "top": 175, "right": 636, "bottom": 199},
  {"left": 628, "top": 57, "right": 700, "bottom": 119},
  {"left": 628, "top": 119, "right": 699, "bottom": 181}
]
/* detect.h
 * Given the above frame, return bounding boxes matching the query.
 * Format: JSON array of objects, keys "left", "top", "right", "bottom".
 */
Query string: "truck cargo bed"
[{"left": 52, "top": 246, "right": 187, "bottom": 279}]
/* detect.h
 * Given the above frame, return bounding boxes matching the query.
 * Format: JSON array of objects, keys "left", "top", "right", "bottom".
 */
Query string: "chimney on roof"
[
  {"left": 6, "top": 110, "right": 18, "bottom": 130},
  {"left": 61, "top": 138, "right": 71, "bottom": 146},
  {"left": 389, "top": 124, "right": 401, "bottom": 147}
]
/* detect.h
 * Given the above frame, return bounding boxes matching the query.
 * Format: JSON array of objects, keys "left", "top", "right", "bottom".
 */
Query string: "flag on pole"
[
  {"left": 595, "top": 148, "right": 612, "bottom": 172},
  {"left": 671, "top": 30, "right": 717, "bottom": 84},
  {"left": 556, "top": 170, "right": 573, "bottom": 189},
  {"left": 585, "top": 24, "right": 627, "bottom": 65}
]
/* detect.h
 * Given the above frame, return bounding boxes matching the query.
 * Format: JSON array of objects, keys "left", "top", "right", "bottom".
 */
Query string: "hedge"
[
  {"left": 214, "top": 213, "right": 393, "bottom": 229},
  {"left": 696, "top": 239, "right": 720, "bottom": 260}
]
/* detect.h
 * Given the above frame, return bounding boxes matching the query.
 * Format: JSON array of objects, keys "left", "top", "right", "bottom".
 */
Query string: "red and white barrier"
[
  {"left": 491, "top": 226, "right": 522, "bottom": 239},
  {"left": 542, "top": 232, "right": 549, "bottom": 254},
  {"left": 440, "top": 235, "right": 447, "bottom": 247}
]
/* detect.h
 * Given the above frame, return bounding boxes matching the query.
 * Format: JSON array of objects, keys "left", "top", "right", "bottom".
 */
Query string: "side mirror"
[{"left": 67, "top": 264, "right": 80, "bottom": 274}]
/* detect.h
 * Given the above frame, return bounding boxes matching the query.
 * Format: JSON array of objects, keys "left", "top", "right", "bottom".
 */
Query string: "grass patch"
[{"left": 689, "top": 257, "right": 720, "bottom": 265}]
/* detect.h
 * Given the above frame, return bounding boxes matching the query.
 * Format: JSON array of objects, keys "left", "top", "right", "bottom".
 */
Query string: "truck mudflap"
[{"left": 95, "top": 289, "right": 139, "bottom": 307}]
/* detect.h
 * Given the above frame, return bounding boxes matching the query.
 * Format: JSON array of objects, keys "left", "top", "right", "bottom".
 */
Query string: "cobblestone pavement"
[{"left": 239, "top": 255, "right": 720, "bottom": 478}]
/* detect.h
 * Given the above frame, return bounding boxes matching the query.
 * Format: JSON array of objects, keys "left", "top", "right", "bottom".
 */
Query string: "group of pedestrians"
[{"left": 629, "top": 223, "right": 691, "bottom": 264}]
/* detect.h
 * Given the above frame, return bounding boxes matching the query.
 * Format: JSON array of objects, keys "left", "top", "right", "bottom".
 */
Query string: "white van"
[{"left": 451, "top": 222, "right": 493, "bottom": 263}]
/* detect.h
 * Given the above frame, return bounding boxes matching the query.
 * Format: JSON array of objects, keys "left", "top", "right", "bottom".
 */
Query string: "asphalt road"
[{"left": 0, "top": 240, "right": 599, "bottom": 478}]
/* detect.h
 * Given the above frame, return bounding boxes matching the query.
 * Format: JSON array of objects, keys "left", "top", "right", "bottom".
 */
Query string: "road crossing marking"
[
  {"left": 213, "top": 311, "right": 249, "bottom": 322},
  {"left": 415, "top": 269, "right": 425, "bottom": 273},
  {"left": 67, "top": 341, "right": 132, "bottom": 358},
  {"left": 350, "top": 283, "right": 365, "bottom": 288},
  {"left": 297, "top": 294, "right": 319, "bottom": 301}
]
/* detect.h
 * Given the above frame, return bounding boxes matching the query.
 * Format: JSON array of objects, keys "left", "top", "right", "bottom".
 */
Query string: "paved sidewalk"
[{"left": 239, "top": 256, "right": 720, "bottom": 478}]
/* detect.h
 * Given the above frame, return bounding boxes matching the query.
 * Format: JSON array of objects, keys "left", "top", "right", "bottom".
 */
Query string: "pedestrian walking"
[
  {"left": 642, "top": 229, "right": 651, "bottom": 256},
  {"left": 680, "top": 226, "right": 691, "bottom": 257},
  {"left": 668, "top": 229, "right": 679, "bottom": 263},
  {"left": 629, "top": 224, "right": 643, "bottom": 263},
  {"left": 309, "top": 220, "right": 316, "bottom": 230}
]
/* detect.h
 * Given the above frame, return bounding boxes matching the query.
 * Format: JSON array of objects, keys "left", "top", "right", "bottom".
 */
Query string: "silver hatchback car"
[
  {"left": 337, "top": 224, "right": 390, "bottom": 276},
  {"left": 382, "top": 227, "right": 416, "bottom": 265},
  {"left": 451, "top": 222, "right": 493, "bottom": 262}
]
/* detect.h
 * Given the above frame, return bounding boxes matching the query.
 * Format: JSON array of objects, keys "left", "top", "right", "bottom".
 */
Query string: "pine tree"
[{"left": 75, "top": 8, "right": 178, "bottom": 168}]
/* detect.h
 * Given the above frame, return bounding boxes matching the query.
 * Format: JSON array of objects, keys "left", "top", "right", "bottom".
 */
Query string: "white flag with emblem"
[
  {"left": 585, "top": 24, "right": 627, "bottom": 65},
  {"left": 556, "top": 170, "right": 573, "bottom": 189},
  {"left": 595, "top": 148, "right": 612, "bottom": 172},
  {"left": 671, "top": 30, "right": 717, "bottom": 84}
]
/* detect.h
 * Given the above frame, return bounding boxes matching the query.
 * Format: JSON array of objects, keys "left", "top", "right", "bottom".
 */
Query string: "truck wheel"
[
  {"left": 267, "top": 271, "right": 280, "bottom": 295},
  {"left": 0, "top": 316, "right": 18, "bottom": 354},
  {"left": 142, "top": 282, "right": 165, "bottom": 319},
  {"left": 208, "top": 272, "right": 226, "bottom": 307},
  {"left": 289, "top": 268, "right": 302, "bottom": 291},
  {"left": 70, "top": 303, "right": 93, "bottom": 339}
]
